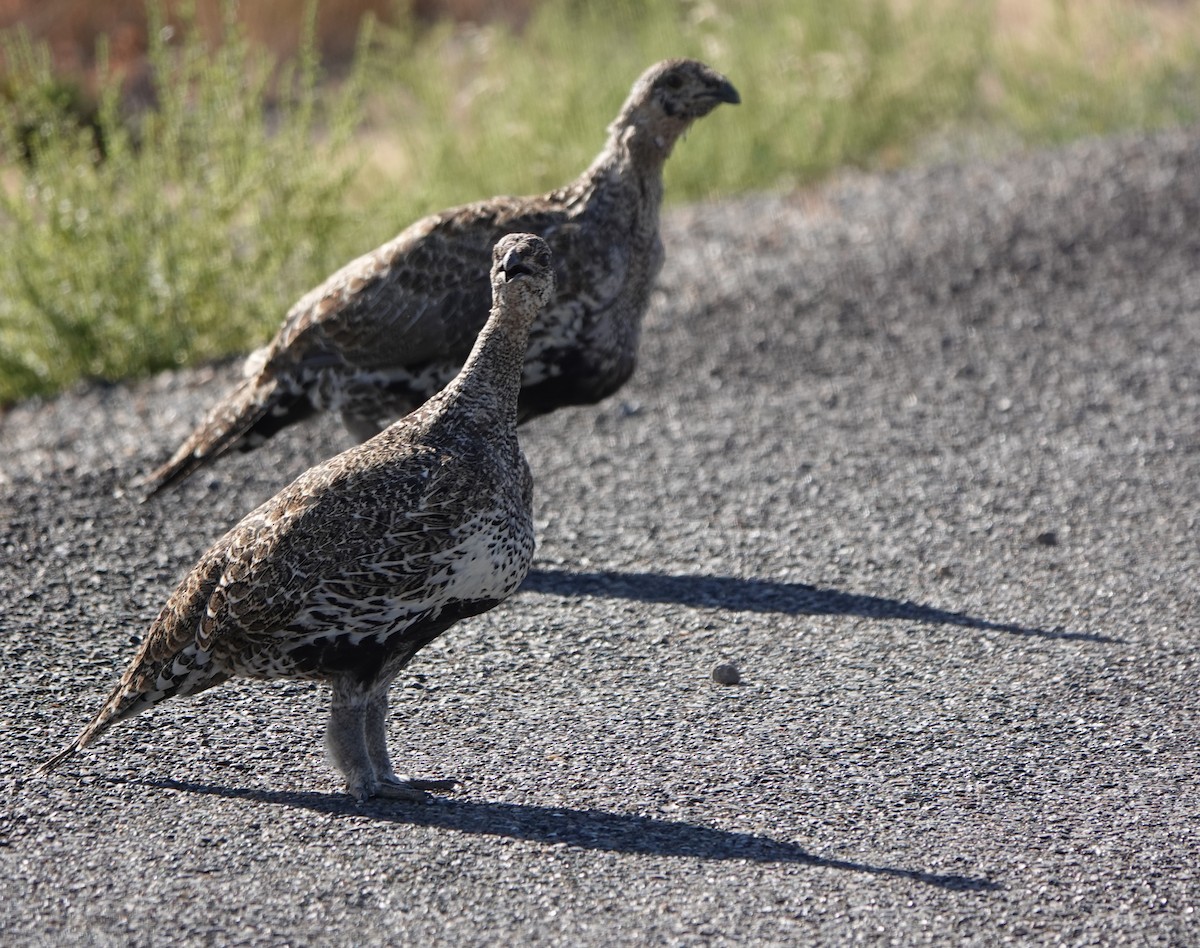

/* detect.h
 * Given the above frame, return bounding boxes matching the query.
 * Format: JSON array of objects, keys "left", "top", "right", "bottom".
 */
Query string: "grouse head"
[
  {"left": 492, "top": 233, "right": 556, "bottom": 315},
  {"left": 613, "top": 58, "right": 740, "bottom": 159}
]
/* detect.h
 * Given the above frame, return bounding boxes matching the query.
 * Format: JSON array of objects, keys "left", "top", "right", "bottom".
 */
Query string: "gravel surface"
[{"left": 2, "top": 127, "right": 1199, "bottom": 945}]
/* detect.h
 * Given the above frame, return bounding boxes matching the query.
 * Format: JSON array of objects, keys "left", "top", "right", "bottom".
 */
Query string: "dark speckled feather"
[
  {"left": 39, "top": 235, "right": 554, "bottom": 803},
  {"left": 144, "top": 59, "right": 738, "bottom": 496}
]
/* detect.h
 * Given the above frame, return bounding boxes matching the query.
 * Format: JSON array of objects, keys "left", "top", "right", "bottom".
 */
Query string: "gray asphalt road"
[{"left": 2, "top": 128, "right": 1198, "bottom": 945}]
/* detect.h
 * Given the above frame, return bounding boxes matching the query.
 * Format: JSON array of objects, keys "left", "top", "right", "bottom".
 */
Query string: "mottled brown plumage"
[
  {"left": 143, "top": 58, "right": 738, "bottom": 496},
  {"left": 39, "top": 234, "right": 554, "bottom": 803}
]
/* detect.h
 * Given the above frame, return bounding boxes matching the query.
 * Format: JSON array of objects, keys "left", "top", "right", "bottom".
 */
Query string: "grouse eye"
[{"left": 662, "top": 73, "right": 685, "bottom": 90}]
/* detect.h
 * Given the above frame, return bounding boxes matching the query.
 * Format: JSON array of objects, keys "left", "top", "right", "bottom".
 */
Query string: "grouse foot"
[{"left": 370, "top": 775, "right": 461, "bottom": 803}]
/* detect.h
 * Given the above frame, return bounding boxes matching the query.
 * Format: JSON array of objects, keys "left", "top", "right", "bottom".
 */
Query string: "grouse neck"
[
  {"left": 616, "top": 102, "right": 694, "bottom": 168},
  {"left": 437, "top": 300, "right": 530, "bottom": 432},
  {"left": 586, "top": 122, "right": 672, "bottom": 191},
  {"left": 564, "top": 131, "right": 666, "bottom": 229}
]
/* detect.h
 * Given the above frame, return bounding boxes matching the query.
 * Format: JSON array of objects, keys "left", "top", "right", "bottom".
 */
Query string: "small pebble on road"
[{"left": 710, "top": 662, "right": 741, "bottom": 685}]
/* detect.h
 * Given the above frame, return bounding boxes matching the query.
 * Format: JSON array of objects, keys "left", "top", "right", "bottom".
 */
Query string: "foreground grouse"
[
  {"left": 143, "top": 58, "right": 739, "bottom": 496},
  {"left": 39, "top": 234, "right": 553, "bottom": 803}
]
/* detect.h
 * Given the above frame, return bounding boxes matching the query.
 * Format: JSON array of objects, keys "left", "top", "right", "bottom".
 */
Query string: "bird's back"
[
  {"left": 189, "top": 416, "right": 529, "bottom": 670},
  {"left": 238, "top": 169, "right": 654, "bottom": 429}
]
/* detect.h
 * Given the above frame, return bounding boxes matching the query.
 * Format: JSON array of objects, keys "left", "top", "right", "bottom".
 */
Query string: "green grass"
[
  {"left": 993, "top": 2, "right": 1200, "bottom": 145},
  {"left": 1, "top": 0, "right": 1198, "bottom": 404},
  {"left": 354, "top": 0, "right": 988, "bottom": 238},
  {"left": 0, "top": 2, "right": 369, "bottom": 402}
]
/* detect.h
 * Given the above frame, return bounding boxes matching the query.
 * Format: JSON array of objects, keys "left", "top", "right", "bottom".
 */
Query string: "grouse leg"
[
  {"left": 325, "top": 681, "right": 382, "bottom": 802},
  {"left": 364, "top": 688, "right": 459, "bottom": 799}
]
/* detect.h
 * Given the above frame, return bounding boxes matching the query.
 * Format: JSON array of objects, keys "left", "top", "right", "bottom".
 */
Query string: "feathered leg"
[
  {"left": 364, "top": 688, "right": 459, "bottom": 800},
  {"left": 325, "top": 680, "right": 379, "bottom": 802}
]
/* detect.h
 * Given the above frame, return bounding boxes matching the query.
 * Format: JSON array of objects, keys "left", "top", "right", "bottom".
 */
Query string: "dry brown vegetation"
[{"left": 0, "top": 0, "right": 533, "bottom": 79}]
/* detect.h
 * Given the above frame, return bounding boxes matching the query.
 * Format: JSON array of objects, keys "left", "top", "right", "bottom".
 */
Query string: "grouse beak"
[
  {"left": 689, "top": 78, "right": 739, "bottom": 117},
  {"left": 501, "top": 249, "right": 535, "bottom": 282},
  {"left": 712, "top": 79, "right": 740, "bottom": 106}
]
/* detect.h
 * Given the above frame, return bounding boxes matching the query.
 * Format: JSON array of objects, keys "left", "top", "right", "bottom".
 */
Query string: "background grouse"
[{"left": 144, "top": 58, "right": 738, "bottom": 496}]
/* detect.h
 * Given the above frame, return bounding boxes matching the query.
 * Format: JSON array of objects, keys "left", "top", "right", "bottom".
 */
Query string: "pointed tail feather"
[
  {"left": 34, "top": 708, "right": 127, "bottom": 776},
  {"left": 138, "top": 374, "right": 293, "bottom": 499},
  {"left": 32, "top": 677, "right": 130, "bottom": 776},
  {"left": 33, "top": 658, "right": 231, "bottom": 777},
  {"left": 34, "top": 738, "right": 82, "bottom": 775}
]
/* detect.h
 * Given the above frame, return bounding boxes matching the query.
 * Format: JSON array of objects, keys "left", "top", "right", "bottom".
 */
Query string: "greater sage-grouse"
[
  {"left": 143, "top": 58, "right": 738, "bottom": 496},
  {"left": 39, "top": 234, "right": 553, "bottom": 803}
]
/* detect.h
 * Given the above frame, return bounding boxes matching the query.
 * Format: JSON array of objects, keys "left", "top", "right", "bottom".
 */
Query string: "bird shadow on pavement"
[
  {"left": 520, "top": 567, "right": 1112, "bottom": 643},
  {"left": 136, "top": 776, "right": 997, "bottom": 892}
]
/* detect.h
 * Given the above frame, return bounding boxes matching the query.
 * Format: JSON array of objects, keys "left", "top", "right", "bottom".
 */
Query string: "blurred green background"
[{"left": 1, "top": 0, "right": 1198, "bottom": 404}]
